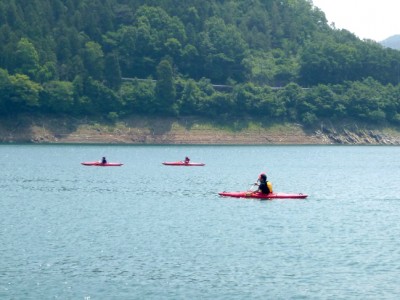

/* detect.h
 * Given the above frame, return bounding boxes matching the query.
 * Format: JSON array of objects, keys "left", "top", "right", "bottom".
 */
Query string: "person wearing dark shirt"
[{"left": 255, "top": 173, "right": 273, "bottom": 194}]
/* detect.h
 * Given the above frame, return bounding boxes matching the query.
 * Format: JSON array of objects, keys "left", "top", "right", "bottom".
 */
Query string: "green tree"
[
  {"left": 41, "top": 81, "right": 74, "bottom": 113},
  {"left": 83, "top": 41, "right": 104, "bottom": 80},
  {"left": 201, "top": 92, "right": 234, "bottom": 119},
  {"left": 276, "top": 82, "right": 305, "bottom": 121},
  {"left": 344, "top": 78, "right": 387, "bottom": 123},
  {"left": 155, "top": 59, "right": 176, "bottom": 114},
  {"left": 259, "top": 87, "right": 286, "bottom": 119},
  {"left": 233, "top": 83, "right": 262, "bottom": 116},
  {"left": 8, "top": 74, "right": 42, "bottom": 113},
  {"left": 104, "top": 52, "right": 122, "bottom": 89},
  {"left": 82, "top": 77, "right": 122, "bottom": 115},
  {"left": 201, "top": 17, "right": 248, "bottom": 82},
  {"left": 119, "top": 80, "right": 156, "bottom": 114},
  {"left": 37, "top": 61, "right": 58, "bottom": 83},
  {"left": 15, "top": 38, "right": 40, "bottom": 79},
  {"left": 0, "top": 68, "right": 11, "bottom": 114},
  {"left": 180, "top": 44, "right": 200, "bottom": 78},
  {"left": 178, "top": 79, "right": 206, "bottom": 115}
]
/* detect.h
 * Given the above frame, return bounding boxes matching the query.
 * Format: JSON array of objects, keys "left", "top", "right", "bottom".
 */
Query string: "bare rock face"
[{"left": 314, "top": 126, "right": 400, "bottom": 145}]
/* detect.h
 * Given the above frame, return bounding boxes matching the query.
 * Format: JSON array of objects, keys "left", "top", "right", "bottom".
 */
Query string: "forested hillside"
[{"left": 1, "top": 0, "right": 400, "bottom": 126}]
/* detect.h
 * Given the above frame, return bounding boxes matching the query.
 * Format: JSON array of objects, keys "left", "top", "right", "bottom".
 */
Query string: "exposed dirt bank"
[{"left": 1, "top": 115, "right": 400, "bottom": 145}]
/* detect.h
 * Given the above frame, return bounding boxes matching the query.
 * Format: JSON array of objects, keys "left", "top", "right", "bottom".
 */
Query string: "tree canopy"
[{"left": 0, "top": 0, "right": 400, "bottom": 126}]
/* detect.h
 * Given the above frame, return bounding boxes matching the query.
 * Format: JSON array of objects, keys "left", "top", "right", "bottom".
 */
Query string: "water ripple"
[{"left": 1, "top": 145, "right": 400, "bottom": 299}]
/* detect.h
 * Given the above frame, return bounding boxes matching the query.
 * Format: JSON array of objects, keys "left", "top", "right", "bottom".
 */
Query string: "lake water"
[{"left": 1, "top": 144, "right": 400, "bottom": 299}]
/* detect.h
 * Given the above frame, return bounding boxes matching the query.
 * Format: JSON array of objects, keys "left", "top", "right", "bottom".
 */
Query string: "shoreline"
[{"left": 1, "top": 115, "right": 400, "bottom": 145}]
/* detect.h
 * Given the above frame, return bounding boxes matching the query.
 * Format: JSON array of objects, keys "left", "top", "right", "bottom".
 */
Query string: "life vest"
[{"left": 267, "top": 181, "right": 273, "bottom": 193}]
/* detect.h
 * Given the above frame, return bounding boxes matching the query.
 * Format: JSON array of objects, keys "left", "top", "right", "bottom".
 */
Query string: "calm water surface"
[{"left": 1, "top": 144, "right": 400, "bottom": 299}]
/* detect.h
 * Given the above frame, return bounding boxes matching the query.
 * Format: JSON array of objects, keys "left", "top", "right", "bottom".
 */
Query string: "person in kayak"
[
  {"left": 101, "top": 157, "right": 107, "bottom": 164},
  {"left": 184, "top": 156, "right": 190, "bottom": 164},
  {"left": 255, "top": 173, "right": 273, "bottom": 194}
]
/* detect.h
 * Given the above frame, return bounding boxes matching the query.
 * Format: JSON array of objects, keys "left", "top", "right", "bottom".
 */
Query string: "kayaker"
[
  {"left": 255, "top": 173, "right": 273, "bottom": 194},
  {"left": 184, "top": 156, "right": 190, "bottom": 164},
  {"left": 101, "top": 157, "right": 107, "bottom": 164}
]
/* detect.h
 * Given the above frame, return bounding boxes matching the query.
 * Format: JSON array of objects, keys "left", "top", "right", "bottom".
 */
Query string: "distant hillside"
[
  {"left": 1, "top": 0, "right": 400, "bottom": 128},
  {"left": 1, "top": 0, "right": 400, "bottom": 87},
  {"left": 380, "top": 35, "right": 400, "bottom": 50}
]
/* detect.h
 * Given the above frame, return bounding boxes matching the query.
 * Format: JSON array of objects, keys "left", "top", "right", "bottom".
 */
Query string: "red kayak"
[
  {"left": 162, "top": 161, "right": 205, "bottom": 166},
  {"left": 81, "top": 161, "right": 123, "bottom": 167},
  {"left": 219, "top": 191, "right": 307, "bottom": 199}
]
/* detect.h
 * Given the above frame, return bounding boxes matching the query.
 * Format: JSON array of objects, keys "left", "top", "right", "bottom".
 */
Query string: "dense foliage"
[{"left": 1, "top": 0, "right": 400, "bottom": 126}]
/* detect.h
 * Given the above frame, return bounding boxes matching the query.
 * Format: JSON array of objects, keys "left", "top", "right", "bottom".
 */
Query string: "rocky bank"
[{"left": 1, "top": 115, "right": 400, "bottom": 145}]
